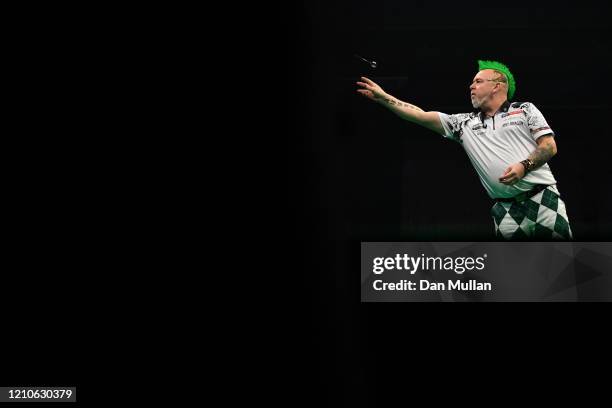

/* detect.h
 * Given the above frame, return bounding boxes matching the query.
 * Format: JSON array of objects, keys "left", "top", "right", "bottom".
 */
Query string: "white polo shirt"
[{"left": 437, "top": 101, "right": 557, "bottom": 199}]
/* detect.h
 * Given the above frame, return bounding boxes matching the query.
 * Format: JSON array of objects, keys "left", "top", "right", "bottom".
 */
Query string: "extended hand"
[
  {"left": 356, "top": 76, "right": 386, "bottom": 102},
  {"left": 499, "top": 163, "right": 526, "bottom": 185}
]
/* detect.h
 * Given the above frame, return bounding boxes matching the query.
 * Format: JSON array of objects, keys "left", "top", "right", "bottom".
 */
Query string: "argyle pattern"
[{"left": 491, "top": 185, "right": 573, "bottom": 240}]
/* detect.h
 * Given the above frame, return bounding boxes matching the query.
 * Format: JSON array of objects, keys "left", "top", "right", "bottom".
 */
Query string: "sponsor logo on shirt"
[
  {"left": 502, "top": 120, "right": 525, "bottom": 127},
  {"left": 501, "top": 109, "right": 524, "bottom": 118}
]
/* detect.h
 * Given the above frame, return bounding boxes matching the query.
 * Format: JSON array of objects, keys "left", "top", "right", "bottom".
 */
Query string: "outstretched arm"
[{"left": 356, "top": 76, "right": 445, "bottom": 135}]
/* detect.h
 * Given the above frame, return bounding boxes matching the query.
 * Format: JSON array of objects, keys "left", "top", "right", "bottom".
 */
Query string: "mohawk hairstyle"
[{"left": 477, "top": 60, "right": 516, "bottom": 100}]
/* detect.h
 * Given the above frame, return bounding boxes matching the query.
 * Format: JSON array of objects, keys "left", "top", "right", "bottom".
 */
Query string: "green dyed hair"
[{"left": 477, "top": 60, "right": 516, "bottom": 100}]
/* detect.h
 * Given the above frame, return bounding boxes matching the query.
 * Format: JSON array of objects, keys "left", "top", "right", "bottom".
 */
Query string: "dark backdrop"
[
  {"left": 290, "top": 1, "right": 611, "bottom": 243},
  {"left": 276, "top": 1, "right": 612, "bottom": 405}
]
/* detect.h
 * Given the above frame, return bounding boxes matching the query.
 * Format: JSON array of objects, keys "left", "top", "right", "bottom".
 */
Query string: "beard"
[
  {"left": 471, "top": 96, "right": 482, "bottom": 109},
  {"left": 471, "top": 91, "right": 495, "bottom": 109}
]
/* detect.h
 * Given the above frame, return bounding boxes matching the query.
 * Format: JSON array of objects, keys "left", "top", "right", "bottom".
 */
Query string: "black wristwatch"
[{"left": 520, "top": 158, "right": 535, "bottom": 173}]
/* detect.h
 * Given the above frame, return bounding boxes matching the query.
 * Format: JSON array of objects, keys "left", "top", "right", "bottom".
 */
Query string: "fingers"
[
  {"left": 356, "top": 81, "right": 371, "bottom": 89},
  {"left": 361, "top": 76, "right": 375, "bottom": 85},
  {"left": 499, "top": 175, "right": 519, "bottom": 185},
  {"left": 356, "top": 89, "right": 373, "bottom": 98},
  {"left": 499, "top": 172, "right": 515, "bottom": 183},
  {"left": 499, "top": 166, "right": 514, "bottom": 183}
]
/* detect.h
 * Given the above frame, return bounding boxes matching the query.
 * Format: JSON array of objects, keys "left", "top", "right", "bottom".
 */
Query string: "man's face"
[{"left": 470, "top": 69, "right": 498, "bottom": 109}]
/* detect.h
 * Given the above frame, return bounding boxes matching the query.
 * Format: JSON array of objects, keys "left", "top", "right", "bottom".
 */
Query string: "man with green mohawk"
[{"left": 356, "top": 60, "right": 572, "bottom": 240}]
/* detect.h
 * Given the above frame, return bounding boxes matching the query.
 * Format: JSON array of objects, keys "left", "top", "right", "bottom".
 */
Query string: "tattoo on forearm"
[
  {"left": 528, "top": 144, "right": 554, "bottom": 169},
  {"left": 384, "top": 98, "right": 398, "bottom": 106},
  {"left": 383, "top": 97, "right": 424, "bottom": 112}
]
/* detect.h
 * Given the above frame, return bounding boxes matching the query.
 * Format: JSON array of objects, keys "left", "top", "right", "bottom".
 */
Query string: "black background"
[
  {"left": 287, "top": 1, "right": 612, "bottom": 242},
  {"left": 270, "top": 1, "right": 612, "bottom": 405},
  {"left": 3, "top": 1, "right": 610, "bottom": 404}
]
